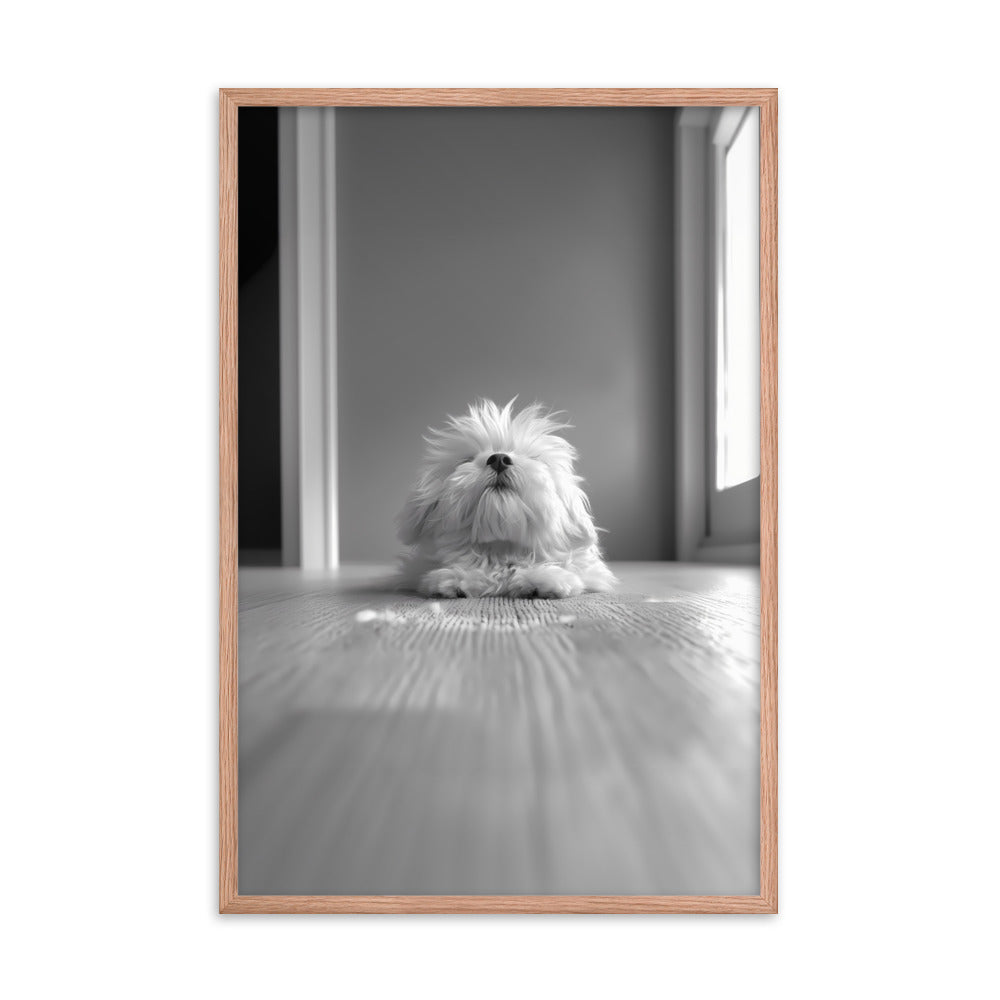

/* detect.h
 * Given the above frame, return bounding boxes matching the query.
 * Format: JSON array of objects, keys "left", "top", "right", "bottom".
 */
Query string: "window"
[
  {"left": 715, "top": 110, "right": 760, "bottom": 492},
  {"left": 674, "top": 106, "right": 762, "bottom": 561}
]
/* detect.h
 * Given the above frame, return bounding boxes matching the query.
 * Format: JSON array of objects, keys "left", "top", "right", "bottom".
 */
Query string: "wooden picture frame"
[{"left": 220, "top": 87, "right": 777, "bottom": 914}]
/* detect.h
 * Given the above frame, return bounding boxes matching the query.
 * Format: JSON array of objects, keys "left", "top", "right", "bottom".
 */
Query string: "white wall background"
[
  {"left": 2, "top": 3, "right": 998, "bottom": 999},
  {"left": 336, "top": 107, "right": 674, "bottom": 561}
]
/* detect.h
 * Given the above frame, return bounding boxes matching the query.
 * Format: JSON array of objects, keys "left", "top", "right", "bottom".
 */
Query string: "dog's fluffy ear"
[
  {"left": 558, "top": 478, "right": 599, "bottom": 550},
  {"left": 396, "top": 478, "right": 439, "bottom": 546}
]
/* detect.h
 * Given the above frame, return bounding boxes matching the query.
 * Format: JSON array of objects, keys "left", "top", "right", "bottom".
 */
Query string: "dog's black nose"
[{"left": 486, "top": 452, "right": 513, "bottom": 471}]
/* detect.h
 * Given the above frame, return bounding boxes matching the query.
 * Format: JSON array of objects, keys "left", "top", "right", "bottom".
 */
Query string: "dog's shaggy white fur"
[{"left": 397, "top": 400, "right": 616, "bottom": 599}]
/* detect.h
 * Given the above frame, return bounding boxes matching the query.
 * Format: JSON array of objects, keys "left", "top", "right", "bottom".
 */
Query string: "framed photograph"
[{"left": 220, "top": 88, "right": 777, "bottom": 913}]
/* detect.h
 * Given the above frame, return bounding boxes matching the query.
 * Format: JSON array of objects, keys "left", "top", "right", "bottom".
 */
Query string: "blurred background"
[{"left": 238, "top": 106, "right": 759, "bottom": 568}]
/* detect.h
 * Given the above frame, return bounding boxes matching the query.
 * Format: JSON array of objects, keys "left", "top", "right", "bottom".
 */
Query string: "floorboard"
[{"left": 238, "top": 562, "right": 760, "bottom": 895}]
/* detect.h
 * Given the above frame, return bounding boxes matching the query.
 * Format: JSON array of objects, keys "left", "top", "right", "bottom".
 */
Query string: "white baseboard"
[{"left": 695, "top": 541, "right": 760, "bottom": 566}]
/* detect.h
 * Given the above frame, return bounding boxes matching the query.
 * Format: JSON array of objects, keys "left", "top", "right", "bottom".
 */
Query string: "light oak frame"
[{"left": 219, "top": 87, "right": 778, "bottom": 914}]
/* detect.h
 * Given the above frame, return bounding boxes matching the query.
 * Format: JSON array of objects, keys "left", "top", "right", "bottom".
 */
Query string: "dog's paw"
[
  {"left": 419, "top": 568, "right": 466, "bottom": 598},
  {"left": 418, "top": 567, "right": 487, "bottom": 599},
  {"left": 508, "top": 565, "right": 584, "bottom": 599}
]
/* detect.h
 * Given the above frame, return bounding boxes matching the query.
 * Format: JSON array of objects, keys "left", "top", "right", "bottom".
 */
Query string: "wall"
[{"left": 336, "top": 107, "right": 675, "bottom": 562}]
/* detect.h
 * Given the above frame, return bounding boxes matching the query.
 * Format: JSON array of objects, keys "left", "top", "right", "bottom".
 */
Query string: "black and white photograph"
[
  {"left": 8, "top": 0, "right": 1000, "bottom": 992},
  {"left": 233, "top": 97, "right": 772, "bottom": 904}
]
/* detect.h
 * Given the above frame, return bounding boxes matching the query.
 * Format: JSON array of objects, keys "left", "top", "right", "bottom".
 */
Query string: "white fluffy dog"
[{"left": 397, "top": 400, "right": 616, "bottom": 599}]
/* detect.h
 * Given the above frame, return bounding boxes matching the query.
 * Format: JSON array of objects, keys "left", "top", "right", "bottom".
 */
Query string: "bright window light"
[{"left": 716, "top": 112, "right": 761, "bottom": 491}]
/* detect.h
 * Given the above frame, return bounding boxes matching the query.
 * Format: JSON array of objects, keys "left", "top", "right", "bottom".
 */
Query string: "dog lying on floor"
[{"left": 397, "top": 399, "right": 616, "bottom": 599}]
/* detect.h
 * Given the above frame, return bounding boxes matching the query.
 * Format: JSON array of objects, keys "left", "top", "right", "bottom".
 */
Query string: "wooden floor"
[{"left": 238, "top": 562, "right": 760, "bottom": 895}]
